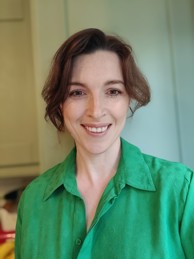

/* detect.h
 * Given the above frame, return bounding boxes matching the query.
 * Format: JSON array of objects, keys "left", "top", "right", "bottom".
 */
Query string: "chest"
[
  {"left": 77, "top": 178, "right": 111, "bottom": 231},
  {"left": 21, "top": 187, "right": 184, "bottom": 259},
  {"left": 80, "top": 188, "right": 107, "bottom": 231}
]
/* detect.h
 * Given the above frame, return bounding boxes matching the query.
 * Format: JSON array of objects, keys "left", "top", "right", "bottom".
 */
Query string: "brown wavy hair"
[{"left": 42, "top": 28, "right": 151, "bottom": 131}]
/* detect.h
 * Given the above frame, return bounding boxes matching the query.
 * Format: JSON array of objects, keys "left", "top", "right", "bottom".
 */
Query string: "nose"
[{"left": 87, "top": 94, "right": 106, "bottom": 119}]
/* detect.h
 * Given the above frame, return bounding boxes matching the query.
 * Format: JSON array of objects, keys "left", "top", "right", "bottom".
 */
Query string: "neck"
[{"left": 76, "top": 139, "right": 121, "bottom": 185}]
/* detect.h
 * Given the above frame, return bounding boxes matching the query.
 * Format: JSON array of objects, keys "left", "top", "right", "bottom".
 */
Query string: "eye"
[
  {"left": 107, "top": 89, "right": 122, "bottom": 97},
  {"left": 69, "top": 90, "right": 86, "bottom": 98}
]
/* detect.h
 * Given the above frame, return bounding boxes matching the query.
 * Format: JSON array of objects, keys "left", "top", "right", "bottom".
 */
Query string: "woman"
[{"left": 15, "top": 28, "right": 194, "bottom": 258}]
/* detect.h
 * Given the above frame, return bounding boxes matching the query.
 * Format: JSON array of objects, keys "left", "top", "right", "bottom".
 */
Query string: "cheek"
[
  {"left": 61, "top": 105, "right": 72, "bottom": 126},
  {"left": 113, "top": 111, "right": 128, "bottom": 127},
  {"left": 116, "top": 103, "right": 129, "bottom": 118},
  {"left": 62, "top": 104, "right": 83, "bottom": 124}
]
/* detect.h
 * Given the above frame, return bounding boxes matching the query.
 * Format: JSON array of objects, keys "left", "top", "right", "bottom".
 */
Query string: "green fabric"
[{"left": 15, "top": 138, "right": 194, "bottom": 259}]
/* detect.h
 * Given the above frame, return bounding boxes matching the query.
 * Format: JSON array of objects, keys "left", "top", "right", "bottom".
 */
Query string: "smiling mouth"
[{"left": 83, "top": 125, "right": 111, "bottom": 133}]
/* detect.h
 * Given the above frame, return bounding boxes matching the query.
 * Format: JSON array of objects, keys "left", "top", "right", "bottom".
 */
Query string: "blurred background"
[{"left": 0, "top": 0, "right": 194, "bottom": 236}]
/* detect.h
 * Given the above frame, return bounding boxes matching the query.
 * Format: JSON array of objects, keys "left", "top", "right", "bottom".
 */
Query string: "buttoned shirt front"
[{"left": 15, "top": 138, "right": 194, "bottom": 258}]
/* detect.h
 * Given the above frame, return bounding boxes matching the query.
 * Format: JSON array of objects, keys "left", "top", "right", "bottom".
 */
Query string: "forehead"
[{"left": 71, "top": 50, "right": 123, "bottom": 80}]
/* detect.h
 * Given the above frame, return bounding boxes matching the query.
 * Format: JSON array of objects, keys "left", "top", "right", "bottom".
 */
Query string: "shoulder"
[
  {"left": 142, "top": 153, "right": 193, "bottom": 199},
  {"left": 143, "top": 153, "right": 193, "bottom": 180},
  {"left": 20, "top": 163, "right": 62, "bottom": 204},
  {"left": 121, "top": 138, "right": 193, "bottom": 193},
  {"left": 19, "top": 147, "right": 77, "bottom": 209},
  {"left": 28, "top": 162, "right": 61, "bottom": 187},
  {"left": 23, "top": 147, "right": 76, "bottom": 196}
]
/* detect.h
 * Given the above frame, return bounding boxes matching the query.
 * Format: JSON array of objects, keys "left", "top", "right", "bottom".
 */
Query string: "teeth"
[{"left": 86, "top": 126, "right": 108, "bottom": 133}]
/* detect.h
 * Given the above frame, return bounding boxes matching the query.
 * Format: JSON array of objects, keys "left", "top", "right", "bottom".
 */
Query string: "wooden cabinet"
[{"left": 0, "top": 0, "right": 39, "bottom": 178}]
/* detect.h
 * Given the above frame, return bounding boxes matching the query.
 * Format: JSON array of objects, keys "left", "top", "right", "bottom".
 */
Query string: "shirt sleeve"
[
  {"left": 14, "top": 194, "right": 24, "bottom": 259},
  {"left": 180, "top": 168, "right": 194, "bottom": 258}
]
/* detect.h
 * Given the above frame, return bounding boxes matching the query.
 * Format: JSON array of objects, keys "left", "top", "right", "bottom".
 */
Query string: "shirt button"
[{"left": 75, "top": 238, "right": 82, "bottom": 246}]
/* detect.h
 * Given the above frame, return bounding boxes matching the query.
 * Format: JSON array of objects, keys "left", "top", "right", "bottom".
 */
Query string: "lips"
[
  {"left": 85, "top": 126, "right": 108, "bottom": 133},
  {"left": 82, "top": 124, "right": 111, "bottom": 134}
]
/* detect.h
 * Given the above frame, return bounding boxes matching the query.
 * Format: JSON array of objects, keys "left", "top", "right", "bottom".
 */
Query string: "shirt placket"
[
  {"left": 70, "top": 194, "right": 87, "bottom": 259},
  {"left": 77, "top": 181, "right": 124, "bottom": 259}
]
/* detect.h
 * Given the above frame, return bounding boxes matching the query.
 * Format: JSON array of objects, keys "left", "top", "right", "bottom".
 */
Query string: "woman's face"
[{"left": 61, "top": 50, "right": 130, "bottom": 155}]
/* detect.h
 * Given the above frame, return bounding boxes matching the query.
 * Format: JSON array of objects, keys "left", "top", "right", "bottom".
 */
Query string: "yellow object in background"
[{"left": 0, "top": 241, "right": 14, "bottom": 259}]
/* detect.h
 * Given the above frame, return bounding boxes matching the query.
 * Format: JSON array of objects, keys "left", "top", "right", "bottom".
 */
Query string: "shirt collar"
[
  {"left": 43, "top": 148, "right": 79, "bottom": 201},
  {"left": 43, "top": 138, "right": 156, "bottom": 201},
  {"left": 115, "top": 138, "right": 156, "bottom": 191}
]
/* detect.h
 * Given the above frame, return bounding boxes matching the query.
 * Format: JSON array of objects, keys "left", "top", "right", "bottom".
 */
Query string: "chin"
[
  {"left": 81, "top": 143, "right": 109, "bottom": 155},
  {"left": 76, "top": 136, "right": 120, "bottom": 155}
]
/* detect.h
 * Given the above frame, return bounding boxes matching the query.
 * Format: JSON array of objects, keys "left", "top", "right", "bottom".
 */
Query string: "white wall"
[{"left": 167, "top": 0, "right": 194, "bottom": 168}]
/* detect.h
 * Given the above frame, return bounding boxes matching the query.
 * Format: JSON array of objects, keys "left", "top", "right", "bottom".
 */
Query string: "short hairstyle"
[{"left": 42, "top": 28, "right": 151, "bottom": 131}]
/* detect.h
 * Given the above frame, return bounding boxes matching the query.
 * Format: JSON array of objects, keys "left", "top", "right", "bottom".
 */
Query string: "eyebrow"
[
  {"left": 68, "top": 82, "right": 84, "bottom": 87},
  {"left": 68, "top": 80, "right": 124, "bottom": 87},
  {"left": 105, "top": 80, "right": 124, "bottom": 86}
]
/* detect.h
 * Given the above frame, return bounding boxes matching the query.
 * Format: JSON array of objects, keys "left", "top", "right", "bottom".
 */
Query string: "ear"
[
  {"left": 60, "top": 103, "right": 64, "bottom": 114},
  {"left": 59, "top": 103, "right": 66, "bottom": 131}
]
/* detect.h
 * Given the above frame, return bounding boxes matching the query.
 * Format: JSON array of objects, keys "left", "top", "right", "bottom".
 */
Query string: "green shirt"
[{"left": 15, "top": 138, "right": 194, "bottom": 259}]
